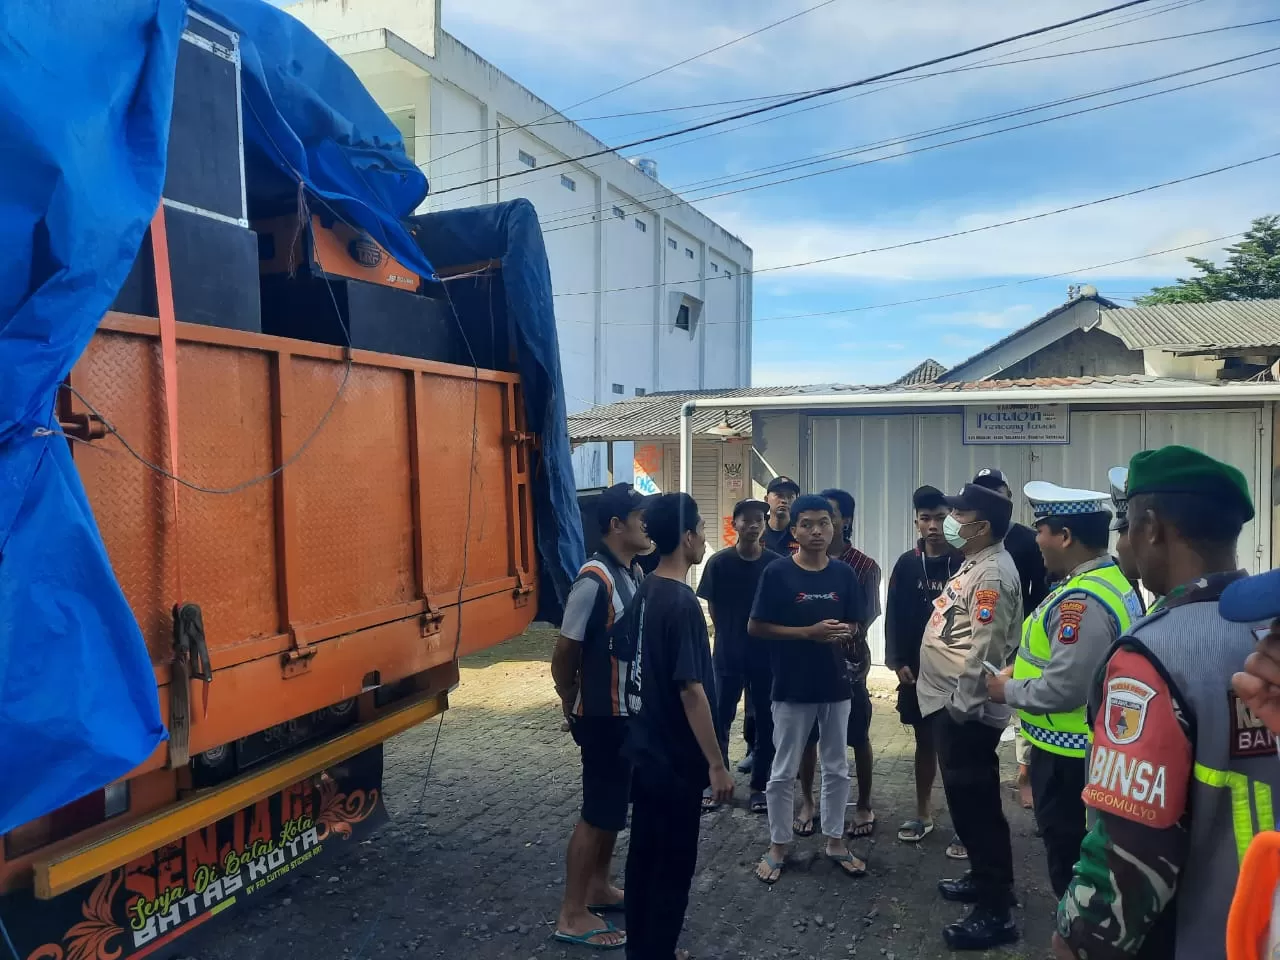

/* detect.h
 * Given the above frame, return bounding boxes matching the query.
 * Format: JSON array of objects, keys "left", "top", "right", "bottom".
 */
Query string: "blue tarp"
[{"left": 0, "top": 0, "right": 581, "bottom": 837}]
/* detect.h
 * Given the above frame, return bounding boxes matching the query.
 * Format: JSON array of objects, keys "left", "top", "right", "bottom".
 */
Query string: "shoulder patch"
[
  {"left": 1056, "top": 599, "right": 1087, "bottom": 645},
  {"left": 1230, "top": 690, "right": 1277, "bottom": 758},
  {"left": 1084, "top": 649, "right": 1191, "bottom": 829},
  {"left": 974, "top": 588, "right": 998, "bottom": 624}
]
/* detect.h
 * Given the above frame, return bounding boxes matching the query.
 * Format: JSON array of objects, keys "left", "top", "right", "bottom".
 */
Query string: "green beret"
[{"left": 1126, "top": 445, "right": 1254, "bottom": 522}]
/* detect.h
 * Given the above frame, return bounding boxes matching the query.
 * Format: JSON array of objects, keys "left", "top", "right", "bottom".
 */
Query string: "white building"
[{"left": 285, "top": 0, "right": 754, "bottom": 487}]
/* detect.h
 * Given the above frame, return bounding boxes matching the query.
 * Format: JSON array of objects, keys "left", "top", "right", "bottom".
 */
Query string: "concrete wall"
[
  {"left": 1143, "top": 350, "right": 1225, "bottom": 381},
  {"left": 999, "top": 327, "right": 1143, "bottom": 380},
  {"left": 288, "top": 1, "right": 754, "bottom": 488}
]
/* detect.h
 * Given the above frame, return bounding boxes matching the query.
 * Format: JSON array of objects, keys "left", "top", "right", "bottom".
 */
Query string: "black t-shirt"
[
  {"left": 624, "top": 575, "right": 718, "bottom": 791},
  {"left": 696, "top": 546, "right": 778, "bottom": 674},
  {"left": 749, "top": 556, "right": 865, "bottom": 704},
  {"left": 762, "top": 525, "right": 796, "bottom": 555},
  {"left": 1003, "top": 522, "right": 1049, "bottom": 612}
]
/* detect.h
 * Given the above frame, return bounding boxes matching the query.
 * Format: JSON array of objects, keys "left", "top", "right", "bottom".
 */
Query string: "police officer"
[
  {"left": 1053, "top": 445, "right": 1280, "bottom": 960},
  {"left": 985, "top": 481, "right": 1142, "bottom": 899},
  {"left": 1108, "top": 465, "right": 1145, "bottom": 604},
  {"left": 918, "top": 483, "right": 1023, "bottom": 950}
]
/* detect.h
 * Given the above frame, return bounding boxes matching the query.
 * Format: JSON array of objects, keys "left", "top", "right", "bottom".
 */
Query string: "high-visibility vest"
[{"left": 1013, "top": 562, "right": 1140, "bottom": 757}]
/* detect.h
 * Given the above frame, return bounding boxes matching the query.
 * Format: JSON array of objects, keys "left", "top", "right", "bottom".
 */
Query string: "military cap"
[
  {"left": 1023, "top": 480, "right": 1112, "bottom": 522},
  {"left": 1108, "top": 466, "right": 1129, "bottom": 532},
  {"left": 1126, "top": 445, "right": 1254, "bottom": 523}
]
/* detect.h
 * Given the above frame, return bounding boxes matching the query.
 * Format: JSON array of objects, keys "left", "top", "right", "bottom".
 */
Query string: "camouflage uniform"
[{"left": 1057, "top": 573, "right": 1279, "bottom": 960}]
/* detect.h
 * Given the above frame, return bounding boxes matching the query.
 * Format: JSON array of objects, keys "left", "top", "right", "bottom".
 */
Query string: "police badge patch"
[
  {"left": 1056, "top": 600, "right": 1086, "bottom": 644},
  {"left": 974, "top": 589, "right": 998, "bottom": 624},
  {"left": 1104, "top": 676, "right": 1157, "bottom": 745}
]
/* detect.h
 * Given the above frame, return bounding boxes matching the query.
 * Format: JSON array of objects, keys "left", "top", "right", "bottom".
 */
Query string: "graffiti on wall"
[{"left": 634, "top": 444, "right": 662, "bottom": 495}]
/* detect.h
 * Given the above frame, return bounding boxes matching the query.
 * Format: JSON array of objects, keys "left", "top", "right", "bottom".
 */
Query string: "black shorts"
[
  {"left": 895, "top": 682, "right": 925, "bottom": 727},
  {"left": 805, "top": 684, "right": 873, "bottom": 749},
  {"left": 570, "top": 716, "right": 632, "bottom": 832}
]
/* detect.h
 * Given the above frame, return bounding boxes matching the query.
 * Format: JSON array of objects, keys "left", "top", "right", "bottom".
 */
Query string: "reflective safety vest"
[{"left": 1013, "top": 562, "right": 1140, "bottom": 757}]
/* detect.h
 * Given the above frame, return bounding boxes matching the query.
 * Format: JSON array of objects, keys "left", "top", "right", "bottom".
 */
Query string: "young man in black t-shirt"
[
  {"left": 884, "top": 485, "right": 963, "bottom": 844},
  {"left": 749, "top": 495, "right": 867, "bottom": 884},
  {"left": 697, "top": 498, "right": 777, "bottom": 814},
  {"left": 623, "top": 493, "right": 732, "bottom": 960},
  {"left": 761, "top": 475, "right": 800, "bottom": 554}
]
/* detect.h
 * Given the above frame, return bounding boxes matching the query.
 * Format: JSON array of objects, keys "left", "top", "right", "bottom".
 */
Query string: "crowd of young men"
[{"left": 551, "top": 446, "right": 1280, "bottom": 959}]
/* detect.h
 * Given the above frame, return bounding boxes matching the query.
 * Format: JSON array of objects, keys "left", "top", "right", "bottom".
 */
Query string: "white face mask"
[{"left": 943, "top": 514, "right": 974, "bottom": 549}]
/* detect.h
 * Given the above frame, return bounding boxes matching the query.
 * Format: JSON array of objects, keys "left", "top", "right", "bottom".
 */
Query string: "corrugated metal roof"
[
  {"left": 1103, "top": 299, "right": 1280, "bottom": 351},
  {"left": 567, "top": 385, "right": 859, "bottom": 441},
  {"left": 894, "top": 358, "right": 945, "bottom": 385},
  {"left": 568, "top": 375, "right": 1245, "bottom": 441}
]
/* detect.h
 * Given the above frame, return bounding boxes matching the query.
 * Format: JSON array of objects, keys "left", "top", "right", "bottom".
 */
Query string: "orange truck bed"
[{"left": 0, "top": 308, "right": 537, "bottom": 913}]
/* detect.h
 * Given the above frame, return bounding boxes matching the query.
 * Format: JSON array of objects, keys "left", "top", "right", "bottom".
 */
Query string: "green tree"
[{"left": 1138, "top": 215, "right": 1280, "bottom": 304}]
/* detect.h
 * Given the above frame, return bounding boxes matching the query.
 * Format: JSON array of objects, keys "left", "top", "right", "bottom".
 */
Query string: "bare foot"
[
  {"left": 586, "top": 882, "right": 624, "bottom": 909},
  {"left": 847, "top": 806, "right": 875, "bottom": 838},
  {"left": 823, "top": 838, "right": 867, "bottom": 877},
  {"left": 754, "top": 843, "right": 787, "bottom": 884}
]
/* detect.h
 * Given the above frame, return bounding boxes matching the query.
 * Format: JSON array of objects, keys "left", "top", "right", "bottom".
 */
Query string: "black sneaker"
[
  {"left": 937, "top": 873, "right": 979, "bottom": 903},
  {"left": 942, "top": 905, "right": 1018, "bottom": 951},
  {"left": 736, "top": 752, "right": 754, "bottom": 774}
]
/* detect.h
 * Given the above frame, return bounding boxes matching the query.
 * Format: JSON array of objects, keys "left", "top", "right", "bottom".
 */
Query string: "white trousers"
[{"left": 766, "top": 699, "right": 852, "bottom": 844}]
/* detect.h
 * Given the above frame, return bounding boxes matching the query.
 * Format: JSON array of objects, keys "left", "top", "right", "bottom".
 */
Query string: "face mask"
[{"left": 943, "top": 515, "right": 970, "bottom": 549}]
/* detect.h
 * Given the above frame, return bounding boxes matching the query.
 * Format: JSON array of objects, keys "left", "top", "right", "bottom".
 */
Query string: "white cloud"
[{"left": 751, "top": 355, "right": 913, "bottom": 387}]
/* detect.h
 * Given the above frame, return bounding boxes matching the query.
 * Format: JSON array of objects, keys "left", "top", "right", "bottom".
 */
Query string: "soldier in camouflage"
[{"left": 1052, "top": 446, "right": 1280, "bottom": 960}]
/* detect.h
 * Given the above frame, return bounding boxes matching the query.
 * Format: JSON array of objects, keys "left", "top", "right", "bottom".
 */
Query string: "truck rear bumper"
[{"left": 33, "top": 692, "right": 444, "bottom": 900}]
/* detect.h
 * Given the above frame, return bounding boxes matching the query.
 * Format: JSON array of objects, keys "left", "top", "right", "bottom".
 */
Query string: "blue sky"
[{"left": 441, "top": 0, "right": 1280, "bottom": 386}]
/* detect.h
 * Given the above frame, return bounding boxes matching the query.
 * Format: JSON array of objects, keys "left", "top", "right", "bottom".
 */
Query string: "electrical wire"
[
  {"left": 552, "top": 148, "right": 1280, "bottom": 298},
  {"left": 431, "top": 0, "right": 1164, "bottom": 195},
  {"left": 538, "top": 51, "right": 1280, "bottom": 233},
  {"left": 422, "top": 0, "right": 1211, "bottom": 193},
  {"left": 0, "top": 914, "right": 18, "bottom": 960},
  {"left": 427, "top": 0, "right": 843, "bottom": 168},
  {"left": 555, "top": 231, "right": 1245, "bottom": 328}
]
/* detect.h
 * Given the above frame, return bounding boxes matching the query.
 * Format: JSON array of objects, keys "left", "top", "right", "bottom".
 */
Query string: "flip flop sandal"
[
  {"left": 945, "top": 834, "right": 969, "bottom": 860},
  {"left": 701, "top": 787, "right": 719, "bottom": 813},
  {"left": 749, "top": 791, "right": 768, "bottom": 814},
  {"left": 755, "top": 854, "right": 784, "bottom": 885},
  {"left": 586, "top": 899, "right": 625, "bottom": 914},
  {"left": 792, "top": 815, "right": 816, "bottom": 837},
  {"left": 847, "top": 813, "right": 876, "bottom": 838},
  {"left": 552, "top": 921, "right": 626, "bottom": 950},
  {"left": 896, "top": 818, "right": 935, "bottom": 843},
  {"left": 826, "top": 851, "right": 868, "bottom": 878}
]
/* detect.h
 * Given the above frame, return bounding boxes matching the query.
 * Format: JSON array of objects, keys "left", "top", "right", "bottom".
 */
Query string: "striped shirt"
[
  {"left": 837, "top": 544, "right": 883, "bottom": 628},
  {"left": 560, "top": 550, "right": 643, "bottom": 717}
]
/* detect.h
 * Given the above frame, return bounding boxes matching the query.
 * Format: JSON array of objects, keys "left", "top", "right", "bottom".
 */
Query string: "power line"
[
  {"left": 539, "top": 53, "right": 1280, "bottom": 234},
  {"left": 431, "top": 0, "right": 1165, "bottom": 195},
  {"left": 552, "top": 149, "right": 1280, "bottom": 298},
  {"left": 427, "top": 0, "right": 842, "bottom": 168},
  {"left": 464, "top": 15, "right": 1274, "bottom": 225},
  {"left": 568, "top": 232, "right": 1243, "bottom": 329},
  {"left": 424, "top": 0, "right": 1206, "bottom": 193}
]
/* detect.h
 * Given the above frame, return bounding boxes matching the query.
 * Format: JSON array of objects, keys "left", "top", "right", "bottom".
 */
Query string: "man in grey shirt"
[{"left": 918, "top": 483, "right": 1023, "bottom": 951}]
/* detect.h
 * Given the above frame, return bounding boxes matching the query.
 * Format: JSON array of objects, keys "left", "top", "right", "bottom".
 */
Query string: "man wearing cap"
[
  {"left": 1053, "top": 445, "right": 1280, "bottom": 960},
  {"left": 918, "top": 483, "right": 1024, "bottom": 950},
  {"left": 762, "top": 476, "right": 800, "bottom": 554},
  {"left": 552, "top": 483, "right": 652, "bottom": 949},
  {"left": 972, "top": 468, "right": 1049, "bottom": 809},
  {"left": 697, "top": 498, "right": 779, "bottom": 814},
  {"left": 1108, "top": 465, "right": 1145, "bottom": 603},
  {"left": 985, "top": 482, "right": 1142, "bottom": 899}
]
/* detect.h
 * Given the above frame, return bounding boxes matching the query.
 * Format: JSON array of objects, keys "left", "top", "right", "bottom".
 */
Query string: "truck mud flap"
[{"left": 0, "top": 747, "right": 385, "bottom": 959}]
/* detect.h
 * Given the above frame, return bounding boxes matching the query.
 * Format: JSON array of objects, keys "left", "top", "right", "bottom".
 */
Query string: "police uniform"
[
  {"left": 918, "top": 482, "right": 1023, "bottom": 950},
  {"left": 1004, "top": 482, "right": 1142, "bottom": 898},
  {"left": 1056, "top": 446, "right": 1280, "bottom": 960}
]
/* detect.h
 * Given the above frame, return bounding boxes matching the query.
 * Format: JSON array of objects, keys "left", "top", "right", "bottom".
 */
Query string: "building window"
[
  {"left": 675, "top": 304, "right": 691, "bottom": 331},
  {"left": 560, "top": 174, "right": 576, "bottom": 192},
  {"left": 710, "top": 262, "right": 719, "bottom": 272},
  {"left": 723, "top": 269, "right": 731, "bottom": 277},
  {"left": 612, "top": 205, "right": 625, "bottom": 219},
  {"left": 635, "top": 219, "right": 647, "bottom": 232},
  {"left": 685, "top": 247, "right": 694, "bottom": 259},
  {"left": 517, "top": 150, "right": 536, "bottom": 168},
  {"left": 667, "top": 237, "right": 678, "bottom": 250},
  {"left": 611, "top": 383, "right": 625, "bottom": 395},
  {"left": 669, "top": 292, "right": 703, "bottom": 336},
  {"left": 635, "top": 387, "right": 646, "bottom": 396}
]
